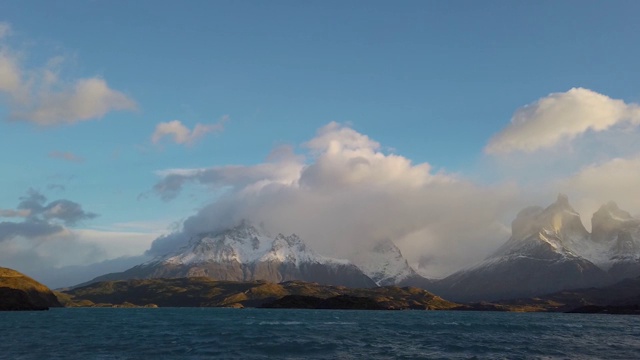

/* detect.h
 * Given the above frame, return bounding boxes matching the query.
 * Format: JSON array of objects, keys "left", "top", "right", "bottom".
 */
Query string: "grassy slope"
[
  {"left": 0, "top": 267, "right": 62, "bottom": 309},
  {"left": 61, "top": 277, "right": 459, "bottom": 310}
]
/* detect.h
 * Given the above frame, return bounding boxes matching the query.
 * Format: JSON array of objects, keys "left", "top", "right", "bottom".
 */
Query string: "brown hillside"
[{"left": 0, "top": 267, "right": 62, "bottom": 310}]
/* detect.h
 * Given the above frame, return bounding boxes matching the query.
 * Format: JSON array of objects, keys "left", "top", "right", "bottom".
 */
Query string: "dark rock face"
[
  {"left": 433, "top": 255, "right": 607, "bottom": 302},
  {"left": 0, "top": 267, "right": 62, "bottom": 311},
  {"left": 0, "top": 287, "right": 49, "bottom": 311},
  {"left": 608, "top": 261, "right": 640, "bottom": 282}
]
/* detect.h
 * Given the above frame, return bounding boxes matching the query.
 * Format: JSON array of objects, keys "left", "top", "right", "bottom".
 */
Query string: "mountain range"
[
  {"left": 81, "top": 195, "right": 640, "bottom": 303},
  {"left": 433, "top": 195, "right": 640, "bottom": 301},
  {"left": 88, "top": 221, "right": 376, "bottom": 288}
]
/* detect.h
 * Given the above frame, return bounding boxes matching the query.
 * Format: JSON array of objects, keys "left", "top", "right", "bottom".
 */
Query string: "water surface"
[{"left": 2, "top": 308, "right": 640, "bottom": 359}]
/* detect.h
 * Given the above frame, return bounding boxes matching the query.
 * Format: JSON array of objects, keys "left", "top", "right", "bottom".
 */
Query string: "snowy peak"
[
  {"left": 552, "top": 193, "right": 571, "bottom": 210},
  {"left": 511, "top": 206, "right": 545, "bottom": 240},
  {"left": 350, "top": 239, "right": 418, "bottom": 286},
  {"left": 163, "top": 221, "right": 348, "bottom": 267},
  {"left": 260, "top": 233, "right": 347, "bottom": 266},
  {"left": 592, "top": 201, "right": 638, "bottom": 242},
  {"left": 89, "top": 220, "right": 377, "bottom": 288},
  {"left": 217, "top": 220, "right": 266, "bottom": 244},
  {"left": 590, "top": 202, "right": 640, "bottom": 261},
  {"left": 539, "top": 194, "right": 588, "bottom": 237},
  {"left": 512, "top": 194, "right": 586, "bottom": 240},
  {"left": 497, "top": 194, "right": 589, "bottom": 258},
  {"left": 434, "top": 196, "right": 640, "bottom": 302},
  {"left": 166, "top": 221, "right": 273, "bottom": 265}
]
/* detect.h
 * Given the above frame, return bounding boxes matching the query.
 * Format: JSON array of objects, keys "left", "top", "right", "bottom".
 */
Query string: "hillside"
[
  {"left": 0, "top": 267, "right": 62, "bottom": 311},
  {"left": 62, "top": 277, "right": 458, "bottom": 310},
  {"left": 494, "top": 276, "right": 640, "bottom": 314}
]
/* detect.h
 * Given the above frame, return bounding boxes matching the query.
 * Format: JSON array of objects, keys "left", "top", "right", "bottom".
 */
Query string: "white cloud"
[
  {"left": 154, "top": 159, "right": 303, "bottom": 201},
  {"left": 556, "top": 155, "right": 640, "bottom": 227},
  {"left": 17, "top": 78, "right": 137, "bottom": 125},
  {"left": 151, "top": 115, "right": 228, "bottom": 146},
  {"left": 0, "top": 23, "right": 136, "bottom": 125},
  {"left": 486, "top": 88, "right": 640, "bottom": 154},
  {"left": 150, "top": 122, "right": 520, "bottom": 277},
  {"left": 73, "top": 229, "right": 159, "bottom": 259}
]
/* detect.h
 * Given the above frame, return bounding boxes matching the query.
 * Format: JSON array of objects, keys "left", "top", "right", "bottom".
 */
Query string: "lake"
[{"left": 2, "top": 308, "right": 639, "bottom": 359}]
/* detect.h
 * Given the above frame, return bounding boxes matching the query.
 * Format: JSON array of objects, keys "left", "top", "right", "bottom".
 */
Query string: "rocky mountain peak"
[
  {"left": 510, "top": 195, "right": 587, "bottom": 244},
  {"left": 219, "top": 219, "right": 265, "bottom": 239},
  {"left": 511, "top": 206, "right": 545, "bottom": 240},
  {"left": 592, "top": 201, "right": 633, "bottom": 224},
  {"left": 350, "top": 239, "right": 418, "bottom": 286},
  {"left": 590, "top": 201, "right": 640, "bottom": 258},
  {"left": 372, "top": 238, "right": 401, "bottom": 254},
  {"left": 269, "top": 233, "right": 313, "bottom": 262},
  {"left": 555, "top": 193, "right": 570, "bottom": 207}
]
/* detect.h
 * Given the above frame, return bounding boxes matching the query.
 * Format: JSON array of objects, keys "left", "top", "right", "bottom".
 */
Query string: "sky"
[{"left": 2, "top": 1, "right": 640, "bottom": 287}]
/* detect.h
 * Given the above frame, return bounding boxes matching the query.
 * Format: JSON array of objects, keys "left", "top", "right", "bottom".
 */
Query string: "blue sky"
[{"left": 2, "top": 1, "right": 640, "bottom": 285}]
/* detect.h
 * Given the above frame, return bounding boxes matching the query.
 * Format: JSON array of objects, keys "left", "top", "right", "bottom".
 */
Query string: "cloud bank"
[
  {"left": 0, "top": 22, "right": 136, "bottom": 125},
  {"left": 150, "top": 122, "right": 519, "bottom": 277},
  {"left": 0, "top": 189, "right": 159, "bottom": 287},
  {"left": 148, "top": 88, "right": 640, "bottom": 278}
]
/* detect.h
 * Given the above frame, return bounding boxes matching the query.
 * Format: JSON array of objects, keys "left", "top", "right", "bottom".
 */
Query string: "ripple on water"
[{"left": 1, "top": 309, "right": 640, "bottom": 359}]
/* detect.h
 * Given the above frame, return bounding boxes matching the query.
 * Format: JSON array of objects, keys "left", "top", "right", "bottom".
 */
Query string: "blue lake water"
[{"left": 2, "top": 308, "right": 640, "bottom": 359}]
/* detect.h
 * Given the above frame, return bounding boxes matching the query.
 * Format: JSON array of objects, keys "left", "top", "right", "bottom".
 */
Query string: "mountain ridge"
[
  {"left": 432, "top": 195, "right": 640, "bottom": 302},
  {"left": 83, "top": 222, "right": 376, "bottom": 288}
]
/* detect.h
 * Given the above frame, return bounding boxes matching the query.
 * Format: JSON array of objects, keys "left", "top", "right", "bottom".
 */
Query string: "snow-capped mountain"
[
  {"left": 350, "top": 239, "right": 428, "bottom": 286},
  {"left": 162, "top": 223, "right": 332, "bottom": 267},
  {"left": 591, "top": 202, "right": 640, "bottom": 279},
  {"left": 86, "top": 222, "right": 377, "bottom": 288},
  {"left": 433, "top": 195, "right": 612, "bottom": 302}
]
